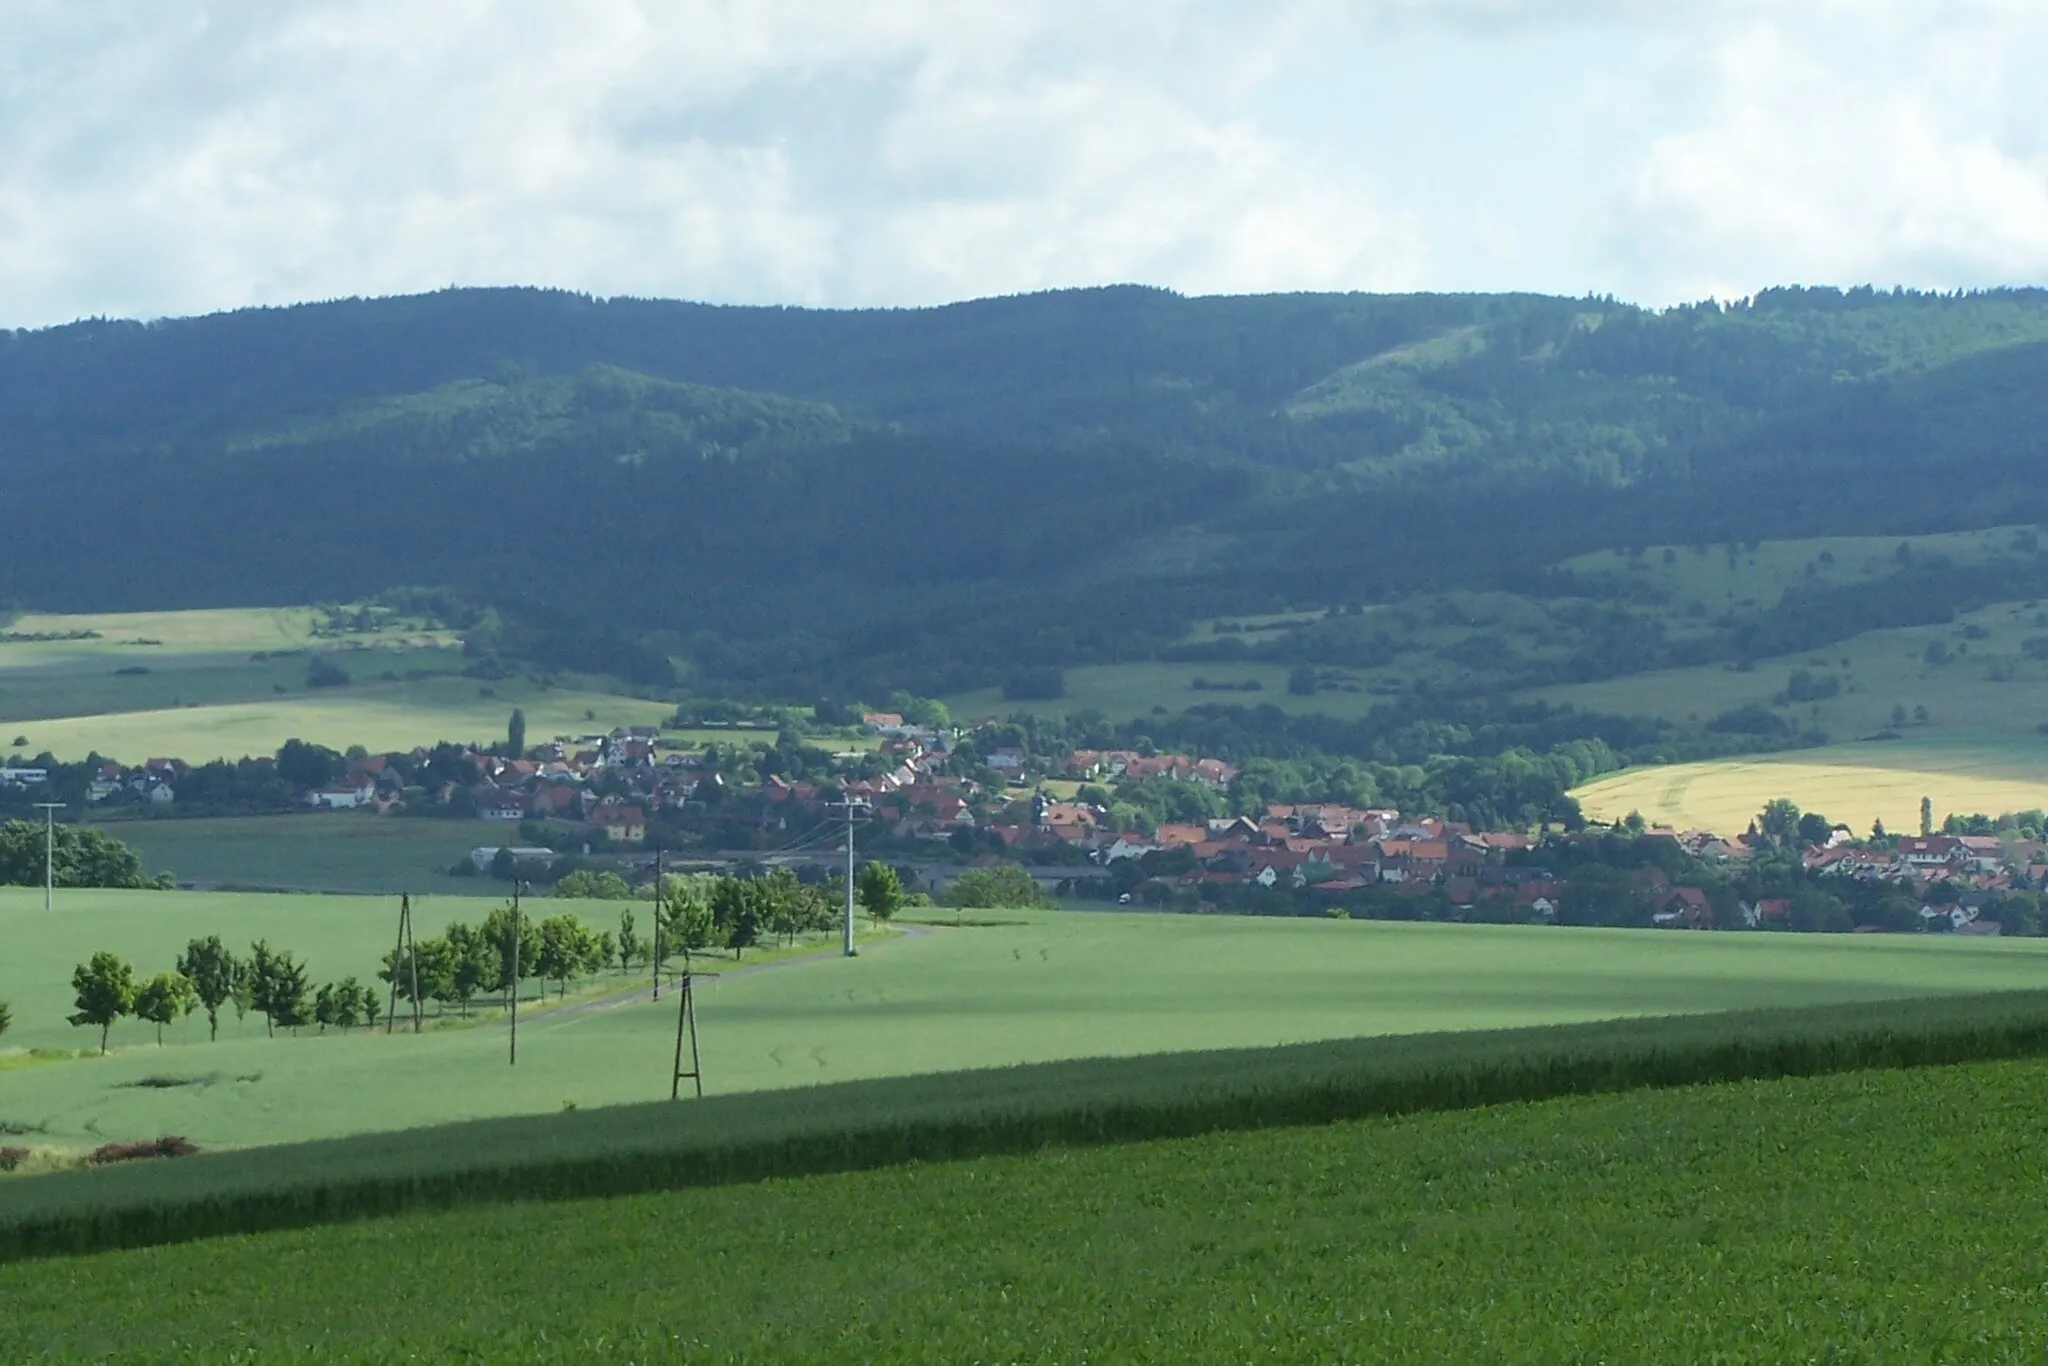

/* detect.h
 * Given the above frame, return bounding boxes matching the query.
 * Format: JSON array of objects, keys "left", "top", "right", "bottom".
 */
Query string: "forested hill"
[{"left": 3, "top": 283, "right": 2047, "bottom": 696}]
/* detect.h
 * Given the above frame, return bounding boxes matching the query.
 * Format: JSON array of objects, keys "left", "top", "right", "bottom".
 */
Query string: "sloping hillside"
[{"left": 3, "top": 284, "right": 2046, "bottom": 698}]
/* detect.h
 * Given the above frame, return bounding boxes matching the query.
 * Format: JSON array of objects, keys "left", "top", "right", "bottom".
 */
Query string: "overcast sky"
[{"left": 4, "top": 0, "right": 2046, "bottom": 327}]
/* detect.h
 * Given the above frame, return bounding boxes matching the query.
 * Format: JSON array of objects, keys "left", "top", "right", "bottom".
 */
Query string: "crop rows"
[
  {"left": 6, "top": 988, "right": 2048, "bottom": 1262},
  {"left": 11, "top": 1057, "right": 2048, "bottom": 1361}
]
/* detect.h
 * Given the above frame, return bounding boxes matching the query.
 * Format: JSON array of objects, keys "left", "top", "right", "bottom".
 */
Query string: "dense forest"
[{"left": 3, "top": 283, "right": 2046, "bottom": 699}]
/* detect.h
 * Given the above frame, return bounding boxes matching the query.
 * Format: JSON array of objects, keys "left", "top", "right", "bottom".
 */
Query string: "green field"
[
  {"left": 1531, "top": 597, "right": 2048, "bottom": 743},
  {"left": 951, "top": 528, "right": 2048, "bottom": 734},
  {"left": 6, "top": 890, "right": 2048, "bottom": 1152},
  {"left": 0, "top": 607, "right": 466, "bottom": 727},
  {"left": 6, "top": 1056, "right": 2046, "bottom": 1360},
  {"left": 1574, "top": 734, "right": 2048, "bottom": 833},
  {"left": 0, "top": 603, "right": 701, "bottom": 762},
  {"left": 944, "top": 660, "right": 1398, "bottom": 723},
  {"left": 0, "top": 675, "right": 674, "bottom": 763},
  {"left": 97, "top": 814, "right": 519, "bottom": 894},
  {"left": 1559, "top": 524, "right": 2030, "bottom": 631}
]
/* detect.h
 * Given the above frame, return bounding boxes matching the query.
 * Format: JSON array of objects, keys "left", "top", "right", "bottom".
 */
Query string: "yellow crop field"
[{"left": 1574, "top": 740, "right": 2048, "bottom": 834}]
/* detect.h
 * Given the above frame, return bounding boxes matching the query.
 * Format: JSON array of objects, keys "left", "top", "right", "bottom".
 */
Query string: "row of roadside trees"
[
  {"left": 65, "top": 937, "right": 378, "bottom": 1054},
  {"left": 47, "top": 863, "right": 925, "bottom": 1051},
  {"left": 383, "top": 863, "right": 907, "bottom": 1019}
]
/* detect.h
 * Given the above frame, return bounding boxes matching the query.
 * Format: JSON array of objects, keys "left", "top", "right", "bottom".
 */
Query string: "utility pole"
[
  {"left": 385, "top": 893, "right": 421, "bottom": 1034},
  {"left": 508, "top": 880, "right": 525, "bottom": 1066},
  {"left": 33, "top": 803, "right": 63, "bottom": 913},
  {"left": 830, "top": 797, "right": 869, "bottom": 957},
  {"left": 651, "top": 843, "right": 664, "bottom": 1002},
  {"left": 670, "top": 961, "right": 702, "bottom": 1099}
]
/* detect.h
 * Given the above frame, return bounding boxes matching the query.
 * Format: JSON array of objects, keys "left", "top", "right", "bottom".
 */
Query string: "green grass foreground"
[
  {"left": 12, "top": 894, "right": 2048, "bottom": 1153},
  {"left": 6, "top": 1055, "right": 2048, "bottom": 1361},
  {"left": 6, "top": 989, "right": 2048, "bottom": 1264}
]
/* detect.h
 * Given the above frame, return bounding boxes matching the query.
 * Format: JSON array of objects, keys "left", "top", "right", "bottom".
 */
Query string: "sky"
[{"left": 4, "top": 0, "right": 2047, "bottom": 327}]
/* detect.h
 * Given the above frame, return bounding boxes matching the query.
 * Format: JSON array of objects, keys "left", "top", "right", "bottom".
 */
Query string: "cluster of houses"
[
  {"left": 1099, "top": 806, "right": 1535, "bottom": 893},
  {"left": 17, "top": 713, "right": 2043, "bottom": 936}
]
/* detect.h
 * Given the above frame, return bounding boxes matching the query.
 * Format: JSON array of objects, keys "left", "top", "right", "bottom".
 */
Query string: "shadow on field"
[{"left": 6, "top": 989, "right": 2048, "bottom": 1263}]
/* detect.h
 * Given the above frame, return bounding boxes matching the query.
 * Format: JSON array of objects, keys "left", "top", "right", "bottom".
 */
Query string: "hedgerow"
[{"left": 4, "top": 989, "right": 2048, "bottom": 1262}]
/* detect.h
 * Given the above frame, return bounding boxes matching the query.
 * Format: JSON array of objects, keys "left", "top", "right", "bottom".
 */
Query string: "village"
[{"left": 7, "top": 710, "right": 2043, "bottom": 933}]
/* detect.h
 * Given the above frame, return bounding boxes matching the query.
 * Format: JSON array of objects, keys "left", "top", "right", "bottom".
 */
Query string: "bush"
[
  {"left": 552, "top": 870, "right": 632, "bottom": 900},
  {"left": 86, "top": 1136, "right": 200, "bottom": 1166},
  {"left": 0, "top": 823, "right": 156, "bottom": 890},
  {"left": 942, "top": 866, "right": 1047, "bottom": 909},
  {"left": 1706, "top": 703, "right": 1790, "bottom": 737},
  {"left": 306, "top": 658, "right": 351, "bottom": 689}
]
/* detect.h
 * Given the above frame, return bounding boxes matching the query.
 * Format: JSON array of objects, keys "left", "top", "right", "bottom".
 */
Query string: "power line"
[
  {"left": 384, "top": 893, "right": 421, "bottom": 1034},
  {"left": 827, "top": 798, "right": 871, "bottom": 957},
  {"left": 33, "top": 802, "right": 62, "bottom": 913}
]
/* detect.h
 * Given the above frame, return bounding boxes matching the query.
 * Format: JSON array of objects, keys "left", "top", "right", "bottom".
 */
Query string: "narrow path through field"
[{"left": 512, "top": 922, "right": 940, "bottom": 1024}]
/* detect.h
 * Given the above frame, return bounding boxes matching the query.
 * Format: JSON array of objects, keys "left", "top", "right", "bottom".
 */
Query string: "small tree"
[
  {"left": 69, "top": 951, "right": 137, "bottom": 1054},
  {"left": 663, "top": 878, "right": 715, "bottom": 967},
  {"left": 315, "top": 977, "right": 376, "bottom": 1034},
  {"left": 353, "top": 980, "right": 382, "bottom": 1029},
  {"left": 444, "top": 924, "right": 494, "bottom": 1017},
  {"left": 857, "top": 861, "right": 904, "bottom": 923},
  {"left": 246, "top": 940, "right": 312, "bottom": 1037},
  {"left": 712, "top": 877, "right": 765, "bottom": 957},
  {"left": 1759, "top": 798, "right": 1802, "bottom": 846},
  {"left": 482, "top": 904, "right": 542, "bottom": 1005},
  {"left": 314, "top": 982, "right": 341, "bottom": 1034},
  {"left": 1921, "top": 796, "right": 1934, "bottom": 837},
  {"left": 507, "top": 707, "right": 528, "bottom": 758},
  {"left": 134, "top": 972, "right": 197, "bottom": 1046},
  {"left": 0, "top": 1000, "right": 11, "bottom": 1041},
  {"left": 536, "top": 913, "right": 599, "bottom": 998},
  {"left": 176, "top": 936, "right": 243, "bottom": 1043},
  {"left": 616, "top": 907, "right": 648, "bottom": 975},
  {"left": 381, "top": 935, "right": 452, "bottom": 1018}
]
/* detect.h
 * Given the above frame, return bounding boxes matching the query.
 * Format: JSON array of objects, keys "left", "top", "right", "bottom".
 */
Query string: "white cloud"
[
  {"left": 1, "top": 1, "right": 2046, "bottom": 324},
  {"left": 0, "top": 0, "right": 1410, "bottom": 324},
  {"left": 1610, "top": 7, "right": 2048, "bottom": 301}
]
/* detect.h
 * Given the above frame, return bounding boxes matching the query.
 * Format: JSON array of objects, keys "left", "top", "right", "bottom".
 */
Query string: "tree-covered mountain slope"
[{"left": 2, "top": 283, "right": 2045, "bottom": 698}]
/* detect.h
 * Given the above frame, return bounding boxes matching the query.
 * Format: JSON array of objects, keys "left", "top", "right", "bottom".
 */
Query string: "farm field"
[
  {"left": 944, "top": 660, "right": 1400, "bottom": 723},
  {"left": 6, "top": 1056, "right": 2047, "bottom": 1360},
  {"left": 0, "top": 607, "right": 465, "bottom": 725},
  {"left": 1573, "top": 733, "right": 2048, "bottom": 833},
  {"left": 5, "top": 891, "right": 2048, "bottom": 1151},
  {"left": 1527, "top": 597, "right": 2048, "bottom": 743},
  {"left": 0, "top": 607, "right": 431, "bottom": 662},
  {"left": 1558, "top": 524, "right": 2031, "bottom": 637},
  {"left": 0, "top": 646, "right": 468, "bottom": 726},
  {"left": 0, "top": 675, "right": 675, "bottom": 763},
  {"left": 96, "top": 814, "right": 515, "bottom": 894},
  {"left": 950, "top": 528, "right": 2048, "bottom": 732}
]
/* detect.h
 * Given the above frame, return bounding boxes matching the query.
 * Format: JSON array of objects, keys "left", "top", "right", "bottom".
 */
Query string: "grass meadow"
[
  {"left": 1530, "top": 597, "right": 2048, "bottom": 744},
  {"left": 945, "top": 660, "right": 1394, "bottom": 723},
  {"left": 95, "top": 814, "right": 516, "bottom": 894},
  {"left": 0, "top": 675, "right": 675, "bottom": 763},
  {"left": 0, "top": 603, "right": 697, "bottom": 762},
  {"left": 5, "top": 891, "right": 2048, "bottom": 1152},
  {"left": 1559, "top": 524, "right": 2029, "bottom": 628},
  {"left": 4, "top": 1055, "right": 2047, "bottom": 1360},
  {"left": 0, "top": 606, "right": 464, "bottom": 727}
]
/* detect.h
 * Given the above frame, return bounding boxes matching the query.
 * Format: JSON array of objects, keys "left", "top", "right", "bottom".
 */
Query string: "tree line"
[
  {"left": 64, "top": 937, "right": 378, "bottom": 1054},
  {"left": 0, "top": 821, "right": 165, "bottom": 889}
]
